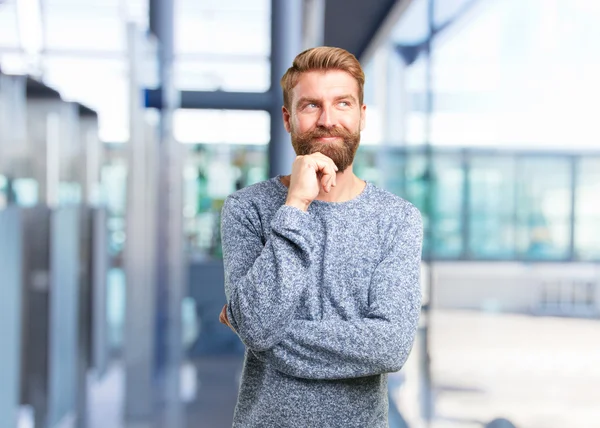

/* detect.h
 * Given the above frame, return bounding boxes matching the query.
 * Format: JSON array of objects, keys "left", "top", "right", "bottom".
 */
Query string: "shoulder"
[
  {"left": 222, "top": 178, "right": 286, "bottom": 230},
  {"left": 368, "top": 184, "right": 422, "bottom": 227},
  {"left": 224, "top": 177, "right": 284, "bottom": 210}
]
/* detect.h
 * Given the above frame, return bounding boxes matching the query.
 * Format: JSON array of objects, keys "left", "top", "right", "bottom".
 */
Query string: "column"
[{"left": 269, "top": 0, "right": 304, "bottom": 178}]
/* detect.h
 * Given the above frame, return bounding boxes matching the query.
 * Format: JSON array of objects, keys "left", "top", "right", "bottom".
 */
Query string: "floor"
[
  {"left": 396, "top": 310, "right": 600, "bottom": 428},
  {"left": 82, "top": 310, "right": 600, "bottom": 428}
]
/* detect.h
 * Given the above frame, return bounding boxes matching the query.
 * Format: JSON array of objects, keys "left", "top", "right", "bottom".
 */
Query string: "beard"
[{"left": 290, "top": 125, "right": 361, "bottom": 173}]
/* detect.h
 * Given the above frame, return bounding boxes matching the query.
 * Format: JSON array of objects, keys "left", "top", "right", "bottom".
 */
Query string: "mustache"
[{"left": 299, "top": 127, "right": 353, "bottom": 140}]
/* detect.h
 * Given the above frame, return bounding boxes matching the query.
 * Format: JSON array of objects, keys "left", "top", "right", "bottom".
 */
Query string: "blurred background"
[{"left": 1, "top": 0, "right": 599, "bottom": 427}]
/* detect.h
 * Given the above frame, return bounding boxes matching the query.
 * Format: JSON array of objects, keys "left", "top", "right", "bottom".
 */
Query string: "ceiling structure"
[
  {"left": 0, "top": 0, "right": 411, "bottom": 141},
  {"left": 323, "top": 0, "right": 408, "bottom": 61}
]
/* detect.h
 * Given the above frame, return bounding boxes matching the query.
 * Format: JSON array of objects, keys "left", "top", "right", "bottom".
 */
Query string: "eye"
[{"left": 338, "top": 101, "right": 350, "bottom": 107}]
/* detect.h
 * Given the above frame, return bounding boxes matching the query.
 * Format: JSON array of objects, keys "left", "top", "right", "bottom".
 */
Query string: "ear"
[
  {"left": 359, "top": 104, "right": 367, "bottom": 131},
  {"left": 282, "top": 106, "right": 291, "bottom": 133}
]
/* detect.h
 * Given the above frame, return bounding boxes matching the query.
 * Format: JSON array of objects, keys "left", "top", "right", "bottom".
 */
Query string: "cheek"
[
  {"left": 341, "top": 115, "right": 362, "bottom": 131},
  {"left": 292, "top": 117, "right": 313, "bottom": 134}
]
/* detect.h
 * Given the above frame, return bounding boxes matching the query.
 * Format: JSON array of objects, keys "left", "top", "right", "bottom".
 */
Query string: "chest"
[{"left": 267, "top": 210, "right": 388, "bottom": 320}]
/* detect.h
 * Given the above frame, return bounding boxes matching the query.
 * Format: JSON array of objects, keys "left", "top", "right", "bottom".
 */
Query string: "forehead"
[{"left": 291, "top": 70, "right": 360, "bottom": 103}]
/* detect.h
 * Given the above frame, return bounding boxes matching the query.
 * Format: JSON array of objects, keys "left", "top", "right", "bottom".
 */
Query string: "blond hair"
[{"left": 280, "top": 46, "right": 365, "bottom": 110}]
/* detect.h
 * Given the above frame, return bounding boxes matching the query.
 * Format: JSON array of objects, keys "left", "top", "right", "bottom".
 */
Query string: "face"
[{"left": 283, "top": 70, "right": 366, "bottom": 172}]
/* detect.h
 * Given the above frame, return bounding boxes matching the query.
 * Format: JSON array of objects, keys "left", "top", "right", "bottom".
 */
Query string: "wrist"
[{"left": 285, "top": 197, "right": 311, "bottom": 212}]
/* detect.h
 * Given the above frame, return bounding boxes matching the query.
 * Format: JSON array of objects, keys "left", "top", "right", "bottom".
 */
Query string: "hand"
[
  {"left": 219, "top": 304, "right": 235, "bottom": 332},
  {"left": 286, "top": 152, "right": 338, "bottom": 211}
]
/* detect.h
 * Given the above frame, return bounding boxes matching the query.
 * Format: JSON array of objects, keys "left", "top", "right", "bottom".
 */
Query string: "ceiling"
[{"left": 323, "top": 0, "right": 401, "bottom": 60}]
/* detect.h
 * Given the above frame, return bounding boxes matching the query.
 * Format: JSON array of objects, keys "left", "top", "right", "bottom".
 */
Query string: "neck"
[{"left": 280, "top": 165, "right": 366, "bottom": 203}]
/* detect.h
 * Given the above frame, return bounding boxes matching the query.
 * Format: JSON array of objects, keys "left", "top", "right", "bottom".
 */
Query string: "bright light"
[{"left": 16, "top": 0, "right": 43, "bottom": 57}]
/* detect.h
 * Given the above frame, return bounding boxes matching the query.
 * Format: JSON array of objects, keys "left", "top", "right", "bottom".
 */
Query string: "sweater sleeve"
[
  {"left": 251, "top": 203, "right": 423, "bottom": 379},
  {"left": 221, "top": 195, "right": 315, "bottom": 351}
]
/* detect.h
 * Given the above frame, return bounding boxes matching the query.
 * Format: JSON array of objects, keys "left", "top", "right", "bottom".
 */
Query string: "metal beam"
[
  {"left": 269, "top": 0, "right": 303, "bottom": 178},
  {"left": 124, "top": 24, "right": 156, "bottom": 421},
  {"left": 302, "top": 0, "right": 326, "bottom": 49},
  {"left": 145, "top": 89, "right": 273, "bottom": 111},
  {"left": 150, "top": 0, "right": 185, "bottom": 425}
]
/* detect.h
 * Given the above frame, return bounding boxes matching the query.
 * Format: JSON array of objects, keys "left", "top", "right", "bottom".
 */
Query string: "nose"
[{"left": 317, "top": 105, "right": 335, "bottom": 128}]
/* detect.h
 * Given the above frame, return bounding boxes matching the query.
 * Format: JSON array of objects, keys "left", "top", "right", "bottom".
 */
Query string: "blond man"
[{"left": 220, "top": 46, "right": 423, "bottom": 428}]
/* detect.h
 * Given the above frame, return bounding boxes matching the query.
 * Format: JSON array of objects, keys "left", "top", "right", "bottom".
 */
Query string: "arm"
[
  {"left": 252, "top": 204, "right": 423, "bottom": 379},
  {"left": 221, "top": 195, "right": 314, "bottom": 351}
]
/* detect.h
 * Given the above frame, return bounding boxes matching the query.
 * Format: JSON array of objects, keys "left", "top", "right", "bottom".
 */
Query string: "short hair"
[{"left": 280, "top": 46, "right": 365, "bottom": 110}]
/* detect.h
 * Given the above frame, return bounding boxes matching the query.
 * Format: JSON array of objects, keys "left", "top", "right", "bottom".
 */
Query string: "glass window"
[
  {"left": 404, "top": 52, "right": 429, "bottom": 146},
  {"left": 431, "top": 154, "right": 464, "bottom": 258},
  {"left": 174, "top": 109, "right": 270, "bottom": 145},
  {"left": 352, "top": 146, "right": 382, "bottom": 188},
  {"left": 405, "top": 152, "right": 430, "bottom": 256},
  {"left": 174, "top": 57, "right": 269, "bottom": 92},
  {"left": 430, "top": 0, "right": 600, "bottom": 150},
  {"left": 378, "top": 147, "right": 407, "bottom": 197},
  {"left": 391, "top": 0, "right": 429, "bottom": 45},
  {"left": 434, "top": 0, "right": 478, "bottom": 27},
  {"left": 45, "top": 9, "right": 125, "bottom": 52},
  {"left": 575, "top": 157, "right": 600, "bottom": 260},
  {"left": 176, "top": 1, "right": 270, "bottom": 57},
  {"left": 175, "top": 0, "right": 270, "bottom": 92},
  {"left": 405, "top": 152, "right": 428, "bottom": 214},
  {"left": 515, "top": 157, "right": 572, "bottom": 260},
  {"left": 0, "top": 3, "right": 20, "bottom": 48},
  {"left": 468, "top": 155, "right": 516, "bottom": 258},
  {"left": 405, "top": 152, "right": 465, "bottom": 258},
  {"left": 42, "top": 56, "right": 129, "bottom": 142},
  {"left": 183, "top": 143, "right": 267, "bottom": 260},
  {"left": 0, "top": 175, "right": 7, "bottom": 209}
]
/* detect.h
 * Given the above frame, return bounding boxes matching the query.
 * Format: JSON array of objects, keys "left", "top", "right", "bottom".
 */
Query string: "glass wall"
[
  {"left": 576, "top": 157, "right": 600, "bottom": 260},
  {"left": 175, "top": 0, "right": 270, "bottom": 92},
  {"left": 515, "top": 156, "right": 572, "bottom": 260},
  {"left": 468, "top": 155, "right": 517, "bottom": 258},
  {"left": 183, "top": 143, "right": 268, "bottom": 259},
  {"left": 177, "top": 140, "right": 598, "bottom": 263},
  {"left": 366, "top": 1, "right": 600, "bottom": 426}
]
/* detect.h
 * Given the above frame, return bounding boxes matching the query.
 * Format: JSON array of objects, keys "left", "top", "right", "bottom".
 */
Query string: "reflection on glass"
[
  {"left": 176, "top": 142, "right": 597, "bottom": 263},
  {"left": 516, "top": 157, "right": 571, "bottom": 260},
  {"left": 432, "top": 154, "right": 464, "bottom": 257},
  {"left": 12, "top": 178, "right": 38, "bottom": 207},
  {"left": 184, "top": 144, "right": 267, "bottom": 260},
  {"left": 404, "top": 153, "right": 430, "bottom": 254},
  {"left": 469, "top": 156, "right": 516, "bottom": 258}
]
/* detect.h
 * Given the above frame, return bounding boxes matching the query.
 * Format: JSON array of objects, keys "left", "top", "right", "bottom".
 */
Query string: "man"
[{"left": 219, "top": 46, "right": 423, "bottom": 428}]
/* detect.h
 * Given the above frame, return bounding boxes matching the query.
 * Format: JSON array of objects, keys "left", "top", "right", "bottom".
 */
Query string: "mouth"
[{"left": 315, "top": 136, "right": 342, "bottom": 142}]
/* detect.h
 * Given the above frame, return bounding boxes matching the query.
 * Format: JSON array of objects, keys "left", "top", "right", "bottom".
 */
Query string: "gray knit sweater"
[{"left": 221, "top": 175, "right": 423, "bottom": 428}]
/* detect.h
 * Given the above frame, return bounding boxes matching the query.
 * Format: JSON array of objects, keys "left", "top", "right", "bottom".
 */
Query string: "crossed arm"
[{"left": 221, "top": 196, "right": 423, "bottom": 379}]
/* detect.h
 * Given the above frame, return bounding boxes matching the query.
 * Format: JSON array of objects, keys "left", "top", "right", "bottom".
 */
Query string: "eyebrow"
[
  {"left": 295, "top": 94, "right": 358, "bottom": 108},
  {"left": 333, "top": 94, "right": 358, "bottom": 104}
]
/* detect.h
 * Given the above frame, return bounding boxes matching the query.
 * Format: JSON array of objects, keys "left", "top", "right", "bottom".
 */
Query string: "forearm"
[
  {"left": 252, "top": 308, "right": 420, "bottom": 380},
  {"left": 252, "top": 204, "right": 423, "bottom": 379},
  {"left": 223, "top": 202, "right": 315, "bottom": 351}
]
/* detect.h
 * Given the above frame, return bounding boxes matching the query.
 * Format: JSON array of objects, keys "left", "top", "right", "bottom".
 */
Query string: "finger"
[
  {"left": 315, "top": 154, "right": 338, "bottom": 188},
  {"left": 321, "top": 175, "right": 331, "bottom": 193},
  {"left": 311, "top": 156, "right": 337, "bottom": 187},
  {"left": 312, "top": 152, "right": 338, "bottom": 173}
]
